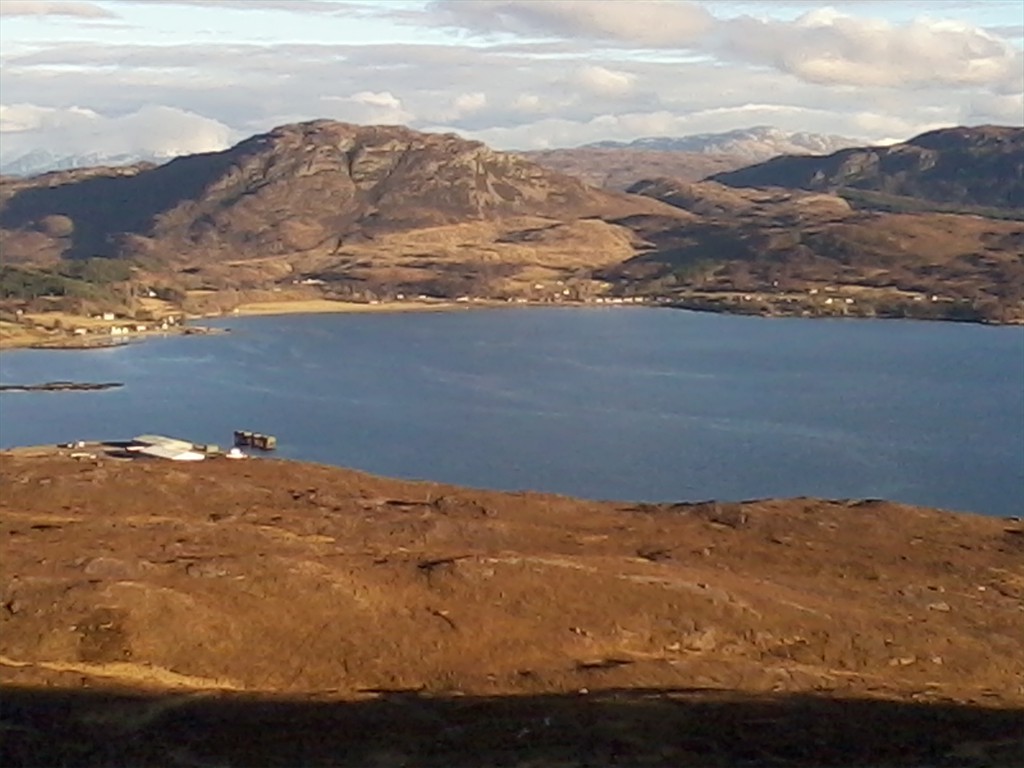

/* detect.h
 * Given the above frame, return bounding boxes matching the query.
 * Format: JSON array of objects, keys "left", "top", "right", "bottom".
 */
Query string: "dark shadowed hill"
[{"left": 710, "top": 125, "right": 1024, "bottom": 211}]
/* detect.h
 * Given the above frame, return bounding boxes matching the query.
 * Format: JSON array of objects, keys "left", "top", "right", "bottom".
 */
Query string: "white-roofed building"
[{"left": 128, "top": 434, "right": 205, "bottom": 460}]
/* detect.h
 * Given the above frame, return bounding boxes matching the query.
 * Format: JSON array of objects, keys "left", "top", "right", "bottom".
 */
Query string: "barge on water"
[{"left": 234, "top": 430, "right": 277, "bottom": 451}]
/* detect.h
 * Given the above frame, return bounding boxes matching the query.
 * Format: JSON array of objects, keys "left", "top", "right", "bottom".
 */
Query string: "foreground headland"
[{"left": 1, "top": 450, "right": 1022, "bottom": 766}]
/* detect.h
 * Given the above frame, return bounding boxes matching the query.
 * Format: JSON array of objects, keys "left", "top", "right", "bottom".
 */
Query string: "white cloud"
[
  {"left": 136, "top": 0, "right": 353, "bottom": 14},
  {"left": 719, "top": 11, "right": 1021, "bottom": 89},
  {"left": 0, "top": 0, "right": 116, "bottom": 17},
  {"left": 965, "top": 92, "right": 1024, "bottom": 123},
  {"left": 430, "top": 2, "right": 1020, "bottom": 92},
  {"left": 0, "top": 2, "right": 1019, "bottom": 161},
  {"left": 572, "top": 65, "right": 636, "bottom": 96},
  {"left": 320, "top": 91, "right": 415, "bottom": 125},
  {"left": 429, "top": 0, "right": 713, "bottom": 45},
  {"left": 512, "top": 93, "right": 543, "bottom": 114},
  {"left": 0, "top": 104, "right": 234, "bottom": 162},
  {"left": 0, "top": 103, "right": 100, "bottom": 133},
  {"left": 453, "top": 91, "right": 486, "bottom": 115}
]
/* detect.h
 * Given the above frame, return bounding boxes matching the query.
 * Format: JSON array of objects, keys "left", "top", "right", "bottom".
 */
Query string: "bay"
[{"left": 0, "top": 308, "right": 1021, "bottom": 517}]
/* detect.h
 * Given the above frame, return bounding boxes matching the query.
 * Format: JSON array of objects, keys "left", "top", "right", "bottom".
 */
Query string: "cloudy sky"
[{"left": 1, "top": 0, "right": 1022, "bottom": 163}]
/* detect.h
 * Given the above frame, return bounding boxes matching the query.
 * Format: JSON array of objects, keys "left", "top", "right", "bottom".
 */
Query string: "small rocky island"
[{"left": 0, "top": 380, "right": 123, "bottom": 393}]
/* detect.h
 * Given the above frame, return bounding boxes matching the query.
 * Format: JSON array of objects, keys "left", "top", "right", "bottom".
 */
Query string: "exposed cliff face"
[
  {"left": 710, "top": 126, "right": 1024, "bottom": 211},
  {"left": 0, "top": 120, "right": 652, "bottom": 266}
]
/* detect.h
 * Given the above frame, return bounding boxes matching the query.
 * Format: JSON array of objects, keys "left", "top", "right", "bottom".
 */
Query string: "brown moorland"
[{"left": 2, "top": 451, "right": 1022, "bottom": 766}]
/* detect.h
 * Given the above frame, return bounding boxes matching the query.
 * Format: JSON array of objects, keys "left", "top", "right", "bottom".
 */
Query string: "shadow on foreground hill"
[{"left": 3, "top": 685, "right": 1023, "bottom": 767}]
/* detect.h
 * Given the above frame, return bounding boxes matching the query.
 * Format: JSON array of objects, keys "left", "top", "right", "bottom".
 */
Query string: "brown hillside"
[
  {"left": 0, "top": 120, "right": 674, "bottom": 283},
  {"left": 711, "top": 125, "right": 1024, "bottom": 211},
  {"left": 1, "top": 452, "right": 1022, "bottom": 766},
  {"left": 616, "top": 178, "right": 1024, "bottom": 321},
  {"left": 0, "top": 121, "right": 689, "bottom": 305}
]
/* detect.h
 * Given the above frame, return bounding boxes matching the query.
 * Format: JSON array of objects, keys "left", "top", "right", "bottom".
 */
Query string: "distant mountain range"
[
  {"left": 0, "top": 148, "right": 177, "bottom": 178},
  {"left": 1, "top": 126, "right": 862, "bottom": 179},
  {"left": 523, "top": 126, "right": 866, "bottom": 191},
  {"left": 1, "top": 121, "right": 1021, "bottom": 323},
  {"left": 583, "top": 126, "right": 863, "bottom": 163}
]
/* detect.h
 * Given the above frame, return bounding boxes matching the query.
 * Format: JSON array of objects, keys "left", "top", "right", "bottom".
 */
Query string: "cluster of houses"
[{"left": 69, "top": 312, "right": 183, "bottom": 338}]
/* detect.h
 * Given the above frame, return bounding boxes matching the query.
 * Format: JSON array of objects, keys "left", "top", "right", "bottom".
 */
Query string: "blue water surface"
[{"left": 1, "top": 308, "right": 1021, "bottom": 516}]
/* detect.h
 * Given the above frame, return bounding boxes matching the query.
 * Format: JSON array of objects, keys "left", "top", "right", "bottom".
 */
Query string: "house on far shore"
[{"left": 127, "top": 434, "right": 205, "bottom": 461}]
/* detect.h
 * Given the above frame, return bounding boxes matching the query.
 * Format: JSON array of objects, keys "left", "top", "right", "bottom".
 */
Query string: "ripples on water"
[{"left": 1, "top": 308, "right": 1021, "bottom": 517}]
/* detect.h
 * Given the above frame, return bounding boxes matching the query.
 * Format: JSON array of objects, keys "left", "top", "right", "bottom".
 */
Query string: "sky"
[{"left": 0, "top": 0, "right": 1022, "bottom": 163}]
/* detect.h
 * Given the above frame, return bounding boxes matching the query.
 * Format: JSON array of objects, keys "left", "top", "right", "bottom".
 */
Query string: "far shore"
[
  {"left": 0, "top": 299, "right": 493, "bottom": 352},
  {"left": 3, "top": 291, "right": 1018, "bottom": 353},
  {"left": 213, "top": 298, "right": 478, "bottom": 318}
]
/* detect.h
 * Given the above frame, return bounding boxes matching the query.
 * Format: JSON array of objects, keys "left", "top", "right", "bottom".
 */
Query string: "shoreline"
[
  {"left": 208, "top": 298, "right": 476, "bottom": 318},
  {"left": 3, "top": 296, "right": 1020, "bottom": 353},
  {"left": 0, "top": 443, "right": 1010, "bottom": 522}
]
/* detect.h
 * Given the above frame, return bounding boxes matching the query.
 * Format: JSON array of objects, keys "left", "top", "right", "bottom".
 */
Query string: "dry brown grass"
[{"left": 2, "top": 453, "right": 1021, "bottom": 705}]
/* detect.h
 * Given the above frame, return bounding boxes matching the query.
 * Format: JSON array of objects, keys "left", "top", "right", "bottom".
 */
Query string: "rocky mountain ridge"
[
  {"left": 0, "top": 148, "right": 173, "bottom": 179},
  {"left": 711, "top": 125, "right": 1024, "bottom": 211},
  {"left": 0, "top": 120, "right": 676, "bottom": 300}
]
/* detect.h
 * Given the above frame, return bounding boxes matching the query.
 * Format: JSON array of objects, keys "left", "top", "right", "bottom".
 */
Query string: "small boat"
[{"left": 233, "top": 430, "right": 277, "bottom": 450}]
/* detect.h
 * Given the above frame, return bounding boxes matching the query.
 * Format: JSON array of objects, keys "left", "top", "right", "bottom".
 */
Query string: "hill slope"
[
  {"left": 0, "top": 120, "right": 674, "bottom": 300},
  {"left": 2, "top": 452, "right": 1022, "bottom": 766},
  {"left": 612, "top": 178, "right": 1024, "bottom": 322},
  {"left": 711, "top": 125, "right": 1024, "bottom": 211},
  {"left": 0, "top": 120, "right": 647, "bottom": 263}
]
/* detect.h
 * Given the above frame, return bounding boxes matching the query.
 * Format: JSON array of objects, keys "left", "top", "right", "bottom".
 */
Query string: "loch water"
[{"left": 1, "top": 308, "right": 1021, "bottom": 517}]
